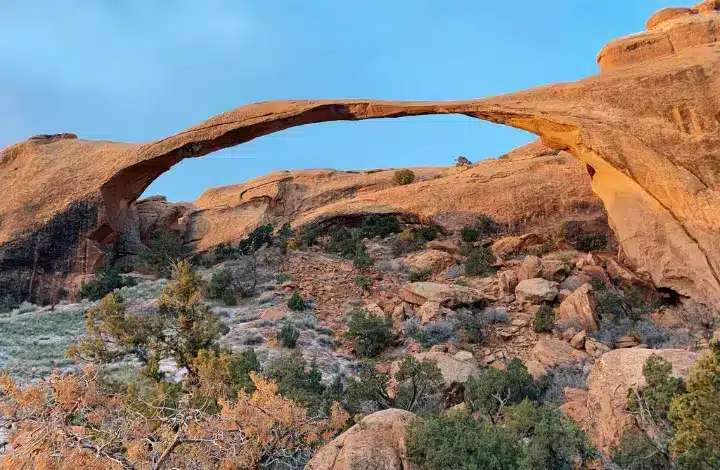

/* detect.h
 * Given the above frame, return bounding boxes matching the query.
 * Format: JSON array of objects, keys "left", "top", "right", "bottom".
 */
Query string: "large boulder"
[
  {"left": 570, "top": 348, "right": 699, "bottom": 453},
  {"left": 306, "top": 409, "right": 416, "bottom": 470},
  {"left": 491, "top": 234, "right": 542, "bottom": 260},
  {"left": 526, "top": 337, "right": 588, "bottom": 377},
  {"left": 398, "top": 282, "right": 488, "bottom": 307},
  {"left": 517, "top": 255, "right": 543, "bottom": 281},
  {"left": 413, "top": 351, "right": 481, "bottom": 388},
  {"left": 514, "top": 278, "right": 559, "bottom": 303},
  {"left": 405, "top": 250, "right": 456, "bottom": 273},
  {"left": 555, "top": 284, "right": 599, "bottom": 332}
]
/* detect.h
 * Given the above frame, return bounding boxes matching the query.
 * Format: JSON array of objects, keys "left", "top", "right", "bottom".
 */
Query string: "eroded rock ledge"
[{"left": 1, "top": 2, "right": 719, "bottom": 308}]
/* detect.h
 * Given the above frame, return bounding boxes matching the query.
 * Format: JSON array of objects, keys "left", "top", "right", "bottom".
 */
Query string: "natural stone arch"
[
  {"left": 2, "top": 1, "right": 720, "bottom": 308},
  {"left": 94, "top": 88, "right": 720, "bottom": 308}
]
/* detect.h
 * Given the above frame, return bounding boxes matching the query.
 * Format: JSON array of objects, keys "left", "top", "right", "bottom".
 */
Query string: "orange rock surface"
[{"left": 1, "top": 2, "right": 719, "bottom": 308}]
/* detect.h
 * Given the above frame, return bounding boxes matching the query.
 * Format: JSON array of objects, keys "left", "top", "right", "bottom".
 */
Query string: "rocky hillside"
[{"left": 116, "top": 140, "right": 608, "bottom": 265}]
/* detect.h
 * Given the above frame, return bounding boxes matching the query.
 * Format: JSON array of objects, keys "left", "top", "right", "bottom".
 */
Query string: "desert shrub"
[
  {"left": 480, "top": 307, "right": 511, "bottom": 325},
  {"left": 634, "top": 320, "right": 671, "bottom": 348},
  {"left": 70, "top": 261, "right": 229, "bottom": 381},
  {"left": 0, "top": 367, "right": 348, "bottom": 469},
  {"left": 347, "top": 356, "right": 444, "bottom": 414},
  {"left": 263, "top": 354, "right": 342, "bottom": 414},
  {"left": 596, "top": 285, "right": 659, "bottom": 322},
  {"left": 326, "top": 227, "right": 359, "bottom": 256},
  {"left": 277, "top": 321, "right": 301, "bottom": 348},
  {"left": 392, "top": 169, "right": 416, "bottom": 186},
  {"left": 205, "top": 268, "right": 235, "bottom": 305},
  {"left": 574, "top": 233, "right": 608, "bottom": 253},
  {"left": 205, "top": 257, "right": 260, "bottom": 302},
  {"left": 613, "top": 433, "right": 674, "bottom": 470},
  {"left": 408, "top": 402, "right": 595, "bottom": 470},
  {"left": 460, "top": 225, "right": 481, "bottom": 242},
  {"left": 456, "top": 155, "right": 472, "bottom": 167},
  {"left": 454, "top": 308, "right": 489, "bottom": 344},
  {"left": 237, "top": 224, "right": 274, "bottom": 254},
  {"left": 353, "top": 244, "right": 374, "bottom": 270},
  {"left": 403, "top": 316, "right": 422, "bottom": 337},
  {"left": 142, "top": 232, "right": 190, "bottom": 278},
  {"left": 594, "top": 317, "right": 675, "bottom": 349},
  {"left": 77, "top": 262, "right": 137, "bottom": 301},
  {"left": 461, "top": 215, "right": 502, "bottom": 243},
  {"left": 287, "top": 291, "right": 308, "bottom": 311},
  {"left": 214, "top": 242, "right": 239, "bottom": 261},
  {"left": 668, "top": 340, "right": 720, "bottom": 468},
  {"left": 413, "top": 225, "right": 440, "bottom": 242},
  {"left": 465, "top": 358, "right": 536, "bottom": 421},
  {"left": 290, "top": 228, "right": 320, "bottom": 249},
  {"left": 533, "top": 304, "right": 555, "bottom": 333},
  {"left": 409, "top": 268, "right": 433, "bottom": 282},
  {"left": 361, "top": 214, "right": 401, "bottom": 238},
  {"left": 537, "top": 362, "right": 590, "bottom": 404},
  {"left": 412, "top": 320, "right": 457, "bottom": 347},
  {"left": 390, "top": 226, "right": 440, "bottom": 255},
  {"left": 464, "top": 246, "right": 495, "bottom": 276},
  {"left": 0, "top": 295, "right": 20, "bottom": 314},
  {"left": 344, "top": 310, "right": 394, "bottom": 358},
  {"left": 354, "top": 275, "right": 373, "bottom": 289},
  {"left": 407, "top": 411, "right": 518, "bottom": 470}
]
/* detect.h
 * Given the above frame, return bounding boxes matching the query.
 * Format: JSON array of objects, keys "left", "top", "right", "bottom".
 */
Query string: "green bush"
[
  {"left": 533, "top": 304, "right": 555, "bottom": 333},
  {"left": 361, "top": 215, "right": 401, "bottom": 238},
  {"left": 669, "top": 340, "right": 720, "bottom": 468},
  {"left": 287, "top": 291, "right": 308, "bottom": 311},
  {"left": 353, "top": 244, "right": 374, "bottom": 270},
  {"left": 354, "top": 275, "right": 373, "bottom": 289},
  {"left": 277, "top": 321, "right": 301, "bottom": 348},
  {"left": 77, "top": 263, "right": 137, "bottom": 301},
  {"left": 613, "top": 433, "right": 673, "bottom": 470},
  {"left": 142, "top": 232, "right": 190, "bottom": 278},
  {"left": 344, "top": 310, "right": 394, "bottom": 358},
  {"left": 411, "top": 320, "right": 457, "bottom": 348},
  {"left": 460, "top": 215, "right": 501, "bottom": 243},
  {"left": 465, "top": 358, "right": 536, "bottom": 420},
  {"left": 456, "top": 156, "right": 472, "bottom": 167},
  {"left": 409, "top": 268, "right": 433, "bottom": 282},
  {"left": 408, "top": 402, "right": 595, "bottom": 470},
  {"left": 407, "top": 411, "right": 518, "bottom": 470},
  {"left": 464, "top": 246, "right": 495, "bottom": 276},
  {"left": 347, "top": 356, "right": 444, "bottom": 414},
  {"left": 391, "top": 227, "right": 438, "bottom": 255},
  {"left": 574, "top": 233, "right": 608, "bottom": 253},
  {"left": 392, "top": 169, "right": 416, "bottom": 186},
  {"left": 454, "top": 309, "right": 489, "bottom": 344},
  {"left": 326, "top": 227, "right": 359, "bottom": 257},
  {"left": 460, "top": 225, "right": 481, "bottom": 243},
  {"left": 205, "top": 268, "right": 234, "bottom": 305},
  {"left": 264, "top": 354, "right": 343, "bottom": 414},
  {"left": 238, "top": 224, "right": 274, "bottom": 254}
]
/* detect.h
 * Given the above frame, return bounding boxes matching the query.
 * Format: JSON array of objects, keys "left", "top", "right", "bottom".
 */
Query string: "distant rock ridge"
[{"left": 1, "top": 1, "right": 719, "bottom": 309}]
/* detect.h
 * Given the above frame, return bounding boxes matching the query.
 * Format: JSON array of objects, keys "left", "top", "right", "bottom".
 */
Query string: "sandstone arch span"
[{"left": 1, "top": 1, "right": 720, "bottom": 308}]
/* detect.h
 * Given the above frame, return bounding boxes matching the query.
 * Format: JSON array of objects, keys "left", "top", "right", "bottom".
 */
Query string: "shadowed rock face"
[{"left": 1, "top": 2, "right": 720, "bottom": 307}]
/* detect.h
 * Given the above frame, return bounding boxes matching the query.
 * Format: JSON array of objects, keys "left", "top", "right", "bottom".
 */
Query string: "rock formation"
[
  {"left": 305, "top": 409, "right": 416, "bottom": 470},
  {"left": 565, "top": 348, "right": 699, "bottom": 453},
  {"left": 1, "top": 1, "right": 720, "bottom": 309}
]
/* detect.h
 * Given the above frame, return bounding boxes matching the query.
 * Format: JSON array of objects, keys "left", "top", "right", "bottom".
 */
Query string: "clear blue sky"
[{"left": 0, "top": 1, "right": 689, "bottom": 201}]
